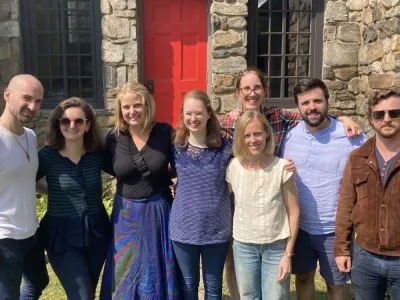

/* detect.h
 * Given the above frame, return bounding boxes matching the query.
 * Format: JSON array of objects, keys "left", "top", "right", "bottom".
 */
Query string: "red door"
[{"left": 143, "top": 0, "right": 208, "bottom": 127}]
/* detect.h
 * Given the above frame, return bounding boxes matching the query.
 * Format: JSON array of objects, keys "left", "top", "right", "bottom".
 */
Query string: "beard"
[
  {"left": 301, "top": 109, "right": 328, "bottom": 128},
  {"left": 374, "top": 123, "right": 400, "bottom": 139},
  {"left": 9, "top": 106, "right": 35, "bottom": 123}
]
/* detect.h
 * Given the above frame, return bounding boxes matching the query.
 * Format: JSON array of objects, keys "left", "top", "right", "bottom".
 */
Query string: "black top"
[{"left": 104, "top": 122, "right": 174, "bottom": 199}]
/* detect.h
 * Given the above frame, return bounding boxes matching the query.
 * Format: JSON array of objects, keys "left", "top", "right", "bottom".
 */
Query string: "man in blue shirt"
[{"left": 281, "top": 78, "right": 366, "bottom": 300}]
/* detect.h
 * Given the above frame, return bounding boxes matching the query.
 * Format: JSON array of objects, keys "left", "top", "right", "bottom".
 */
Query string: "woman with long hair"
[
  {"left": 100, "top": 82, "right": 180, "bottom": 299},
  {"left": 37, "top": 97, "right": 110, "bottom": 299},
  {"left": 227, "top": 111, "right": 299, "bottom": 299},
  {"left": 171, "top": 90, "right": 233, "bottom": 299}
]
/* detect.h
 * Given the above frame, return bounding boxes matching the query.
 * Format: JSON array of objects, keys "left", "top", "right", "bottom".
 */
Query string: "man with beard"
[
  {"left": 0, "top": 74, "right": 49, "bottom": 299},
  {"left": 335, "top": 88, "right": 400, "bottom": 300},
  {"left": 280, "top": 78, "right": 366, "bottom": 300}
]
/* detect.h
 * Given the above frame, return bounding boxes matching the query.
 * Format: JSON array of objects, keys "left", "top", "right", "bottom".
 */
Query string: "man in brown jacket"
[{"left": 334, "top": 88, "right": 400, "bottom": 300}]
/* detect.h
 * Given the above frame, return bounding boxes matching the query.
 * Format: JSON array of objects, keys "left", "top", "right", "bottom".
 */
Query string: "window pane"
[
  {"left": 270, "top": 0, "right": 283, "bottom": 10},
  {"left": 37, "top": 34, "right": 61, "bottom": 54},
  {"left": 298, "top": 34, "right": 310, "bottom": 54},
  {"left": 257, "top": 56, "right": 269, "bottom": 76},
  {"left": 36, "top": 0, "right": 60, "bottom": 9},
  {"left": 67, "top": 56, "right": 79, "bottom": 76},
  {"left": 269, "top": 78, "right": 281, "bottom": 98},
  {"left": 67, "top": 78, "right": 80, "bottom": 96},
  {"left": 36, "top": 10, "right": 48, "bottom": 31},
  {"left": 52, "top": 78, "right": 65, "bottom": 99},
  {"left": 258, "top": 12, "right": 269, "bottom": 33},
  {"left": 49, "top": 11, "right": 61, "bottom": 32},
  {"left": 270, "top": 12, "right": 283, "bottom": 33},
  {"left": 285, "top": 56, "right": 297, "bottom": 76},
  {"left": 258, "top": 34, "right": 269, "bottom": 55},
  {"left": 288, "top": 0, "right": 299, "bottom": 10},
  {"left": 66, "top": 33, "right": 79, "bottom": 54},
  {"left": 39, "top": 78, "right": 51, "bottom": 98},
  {"left": 300, "top": 0, "right": 312, "bottom": 10},
  {"left": 51, "top": 56, "right": 64, "bottom": 77},
  {"left": 79, "top": 34, "right": 92, "bottom": 54},
  {"left": 270, "top": 35, "right": 282, "bottom": 54},
  {"left": 37, "top": 56, "right": 50, "bottom": 77},
  {"left": 299, "top": 12, "right": 311, "bottom": 32},
  {"left": 297, "top": 56, "right": 310, "bottom": 76},
  {"left": 82, "top": 79, "right": 93, "bottom": 98},
  {"left": 80, "top": 56, "right": 92, "bottom": 76},
  {"left": 270, "top": 56, "right": 282, "bottom": 76}
]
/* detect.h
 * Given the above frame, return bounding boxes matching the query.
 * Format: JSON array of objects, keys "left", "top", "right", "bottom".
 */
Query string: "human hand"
[
  {"left": 284, "top": 158, "right": 296, "bottom": 174},
  {"left": 339, "top": 116, "right": 363, "bottom": 137},
  {"left": 220, "top": 130, "right": 232, "bottom": 139},
  {"left": 169, "top": 183, "right": 176, "bottom": 199},
  {"left": 227, "top": 108, "right": 242, "bottom": 121},
  {"left": 277, "top": 255, "right": 291, "bottom": 283},
  {"left": 335, "top": 256, "right": 351, "bottom": 273}
]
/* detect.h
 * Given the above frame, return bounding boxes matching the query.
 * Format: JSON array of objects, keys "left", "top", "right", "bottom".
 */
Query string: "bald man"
[{"left": 0, "top": 75, "right": 49, "bottom": 299}]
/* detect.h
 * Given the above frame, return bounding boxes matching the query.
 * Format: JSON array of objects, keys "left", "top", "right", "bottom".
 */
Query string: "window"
[
  {"left": 21, "top": 0, "right": 103, "bottom": 109},
  {"left": 248, "top": 0, "right": 324, "bottom": 107}
]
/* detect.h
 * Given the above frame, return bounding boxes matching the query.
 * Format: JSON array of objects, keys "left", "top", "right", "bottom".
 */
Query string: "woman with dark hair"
[
  {"left": 170, "top": 90, "right": 233, "bottom": 299},
  {"left": 37, "top": 97, "right": 110, "bottom": 299}
]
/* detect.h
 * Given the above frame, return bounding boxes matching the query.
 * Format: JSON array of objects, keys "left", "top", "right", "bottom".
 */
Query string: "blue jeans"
[
  {"left": 48, "top": 241, "right": 108, "bottom": 300},
  {"left": 172, "top": 241, "right": 229, "bottom": 299},
  {"left": 233, "top": 239, "right": 290, "bottom": 300},
  {"left": 0, "top": 234, "right": 49, "bottom": 300},
  {"left": 351, "top": 243, "right": 400, "bottom": 300}
]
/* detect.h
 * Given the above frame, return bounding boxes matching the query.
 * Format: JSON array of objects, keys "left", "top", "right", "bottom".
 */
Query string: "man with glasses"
[
  {"left": 335, "top": 88, "right": 400, "bottom": 300},
  {"left": 0, "top": 74, "right": 49, "bottom": 299}
]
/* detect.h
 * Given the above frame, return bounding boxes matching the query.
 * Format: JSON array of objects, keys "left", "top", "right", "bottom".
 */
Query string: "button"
[
  {"left": 381, "top": 203, "right": 387, "bottom": 208},
  {"left": 380, "top": 227, "right": 385, "bottom": 232},
  {"left": 381, "top": 173, "right": 384, "bottom": 176},
  {"left": 382, "top": 168, "right": 386, "bottom": 171}
]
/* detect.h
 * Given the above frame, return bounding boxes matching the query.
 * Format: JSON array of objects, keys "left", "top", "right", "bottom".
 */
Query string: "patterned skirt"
[{"left": 100, "top": 193, "right": 180, "bottom": 300}]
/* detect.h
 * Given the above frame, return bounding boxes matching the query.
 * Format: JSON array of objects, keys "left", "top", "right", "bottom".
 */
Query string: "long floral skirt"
[{"left": 100, "top": 193, "right": 180, "bottom": 300}]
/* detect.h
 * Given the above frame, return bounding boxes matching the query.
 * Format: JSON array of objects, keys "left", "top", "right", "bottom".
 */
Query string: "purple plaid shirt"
[{"left": 218, "top": 106, "right": 301, "bottom": 155}]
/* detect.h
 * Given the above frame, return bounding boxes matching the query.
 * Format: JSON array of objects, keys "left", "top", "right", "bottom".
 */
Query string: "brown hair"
[
  {"left": 235, "top": 66, "right": 268, "bottom": 91},
  {"left": 114, "top": 82, "right": 155, "bottom": 133},
  {"left": 367, "top": 88, "right": 400, "bottom": 119},
  {"left": 174, "top": 90, "right": 221, "bottom": 148},
  {"left": 293, "top": 78, "right": 330, "bottom": 105},
  {"left": 233, "top": 110, "right": 275, "bottom": 161},
  {"left": 46, "top": 97, "right": 102, "bottom": 151}
]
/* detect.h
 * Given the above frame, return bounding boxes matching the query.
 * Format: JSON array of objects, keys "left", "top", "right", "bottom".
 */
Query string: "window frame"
[
  {"left": 247, "top": 0, "right": 324, "bottom": 108},
  {"left": 21, "top": 0, "right": 104, "bottom": 109}
]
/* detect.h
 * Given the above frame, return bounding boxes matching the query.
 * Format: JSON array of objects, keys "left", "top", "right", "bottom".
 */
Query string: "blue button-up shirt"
[{"left": 281, "top": 118, "right": 366, "bottom": 235}]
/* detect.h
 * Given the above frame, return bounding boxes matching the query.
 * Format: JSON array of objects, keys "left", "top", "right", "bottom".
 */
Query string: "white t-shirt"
[
  {"left": 226, "top": 156, "right": 293, "bottom": 244},
  {"left": 0, "top": 124, "right": 39, "bottom": 239}
]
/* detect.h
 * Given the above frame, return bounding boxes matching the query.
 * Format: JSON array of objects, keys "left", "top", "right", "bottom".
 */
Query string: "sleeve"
[
  {"left": 36, "top": 147, "right": 47, "bottom": 181},
  {"left": 279, "top": 108, "right": 301, "bottom": 130},
  {"left": 170, "top": 145, "right": 176, "bottom": 169},
  {"left": 226, "top": 159, "right": 234, "bottom": 184},
  {"left": 218, "top": 114, "right": 235, "bottom": 137},
  {"left": 102, "top": 131, "right": 116, "bottom": 176},
  {"left": 281, "top": 159, "right": 294, "bottom": 184},
  {"left": 334, "top": 155, "right": 357, "bottom": 257}
]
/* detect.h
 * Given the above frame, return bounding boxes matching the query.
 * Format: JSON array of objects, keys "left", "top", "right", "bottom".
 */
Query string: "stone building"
[{"left": 1, "top": 0, "right": 400, "bottom": 141}]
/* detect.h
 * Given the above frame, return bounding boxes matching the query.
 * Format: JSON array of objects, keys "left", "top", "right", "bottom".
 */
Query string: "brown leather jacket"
[{"left": 334, "top": 137, "right": 400, "bottom": 257}]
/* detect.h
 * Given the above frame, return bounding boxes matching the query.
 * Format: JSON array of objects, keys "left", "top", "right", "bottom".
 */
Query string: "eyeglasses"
[
  {"left": 371, "top": 109, "right": 400, "bottom": 121},
  {"left": 239, "top": 85, "right": 265, "bottom": 96},
  {"left": 59, "top": 118, "right": 87, "bottom": 127}
]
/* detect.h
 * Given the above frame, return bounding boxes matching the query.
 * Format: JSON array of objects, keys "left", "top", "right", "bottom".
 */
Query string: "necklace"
[{"left": 11, "top": 130, "right": 30, "bottom": 162}]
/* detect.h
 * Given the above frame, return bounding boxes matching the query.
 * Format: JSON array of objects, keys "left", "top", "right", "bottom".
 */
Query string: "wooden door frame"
[{"left": 137, "top": 0, "right": 211, "bottom": 94}]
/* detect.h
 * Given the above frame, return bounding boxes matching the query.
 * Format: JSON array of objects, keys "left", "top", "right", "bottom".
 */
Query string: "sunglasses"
[
  {"left": 371, "top": 109, "right": 400, "bottom": 121},
  {"left": 59, "top": 118, "right": 87, "bottom": 127}
]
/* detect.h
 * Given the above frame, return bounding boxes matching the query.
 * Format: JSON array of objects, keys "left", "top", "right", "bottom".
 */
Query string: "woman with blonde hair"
[
  {"left": 226, "top": 111, "right": 299, "bottom": 300},
  {"left": 170, "top": 90, "right": 233, "bottom": 299},
  {"left": 100, "top": 82, "right": 180, "bottom": 299},
  {"left": 37, "top": 97, "right": 110, "bottom": 299}
]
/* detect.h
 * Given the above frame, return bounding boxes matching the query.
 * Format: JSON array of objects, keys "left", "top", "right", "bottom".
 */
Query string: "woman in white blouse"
[{"left": 226, "top": 110, "right": 299, "bottom": 300}]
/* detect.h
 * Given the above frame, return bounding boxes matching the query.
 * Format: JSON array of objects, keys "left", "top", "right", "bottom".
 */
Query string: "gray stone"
[
  {"left": 221, "top": 17, "right": 229, "bottom": 31},
  {"left": 324, "top": 80, "right": 348, "bottom": 91},
  {"left": 101, "top": 0, "right": 111, "bottom": 14},
  {"left": 382, "top": 53, "right": 396, "bottom": 72},
  {"left": 355, "top": 94, "right": 368, "bottom": 115},
  {"left": 102, "top": 41, "right": 123, "bottom": 63},
  {"left": 383, "top": 37, "right": 391, "bottom": 54},
  {"left": 369, "top": 0, "right": 377, "bottom": 8},
  {"left": 333, "top": 100, "right": 356, "bottom": 109},
  {"left": 348, "top": 78, "right": 360, "bottom": 94},
  {"left": 213, "top": 57, "right": 247, "bottom": 74},
  {"left": 395, "top": 53, "right": 400, "bottom": 72},
  {"left": 346, "top": 0, "right": 368, "bottom": 11},
  {"left": 227, "top": 17, "right": 247, "bottom": 29},
  {"left": 358, "top": 42, "right": 384, "bottom": 65},
  {"left": 349, "top": 11, "right": 362, "bottom": 22},
  {"left": 359, "top": 76, "right": 370, "bottom": 92},
  {"left": 381, "top": 0, "right": 400, "bottom": 8},
  {"left": 114, "top": 10, "right": 136, "bottom": 18},
  {"left": 372, "top": 6, "right": 384, "bottom": 22},
  {"left": 109, "top": 0, "right": 126, "bottom": 10},
  {"left": 130, "top": 24, "right": 137, "bottom": 40},
  {"left": 212, "top": 15, "right": 221, "bottom": 33},
  {"left": 241, "top": 31, "right": 247, "bottom": 47},
  {"left": 378, "top": 18, "right": 400, "bottom": 39},
  {"left": 10, "top": 0, "right": 18, "bottom": 20},
  {"left": 326, "top": 1, "right": 349, "bottom": 22},
  {"left": 324, "top": 41, "right": 358, "bottom": 67},
  {"left": 0, "top": 0, "right": 11, "bottom": 21},
  {"left": 358, "top": 66, "right": 372, "bottom": 75},
  {"left": 361, "top": 7, "right": 373, "bottom": 24},
  {"left": 370, "top": 61, "right": 382, "bottom": 73},
  {"left": 0, "top": 21, "right": 19, "bottom": 37},
  {"left": 386, "top": 6, "right": 400, "bottom": 18},
  {"left": 368, "top": 74, "right": 393, "bottom": 88},
  {"left": 210, "top": 3, "right": 247, "bottom": 16},
  {"left": 0, "top": 41, "right": 10, "bottom": 60},
  {"left": 102, "top": 16, "right": 130, "bottom": 39},
  {"left": 220, "top": 93, "right": 239, "bottom": 112},
  {"left": 363, "top": 25, "right": 378, "bottom": 43},
  {"left": 0, "top": 58, "right": 22, "bottom": 83},
  {"left": 324, "top": 26, "right": 336, "bottom": 41},
  {"left": 103, "top": 66, "right": 117, "bottom": 89},
  {"left": 127, "top": 0, "right": 136, "bottom": 9},
  {"left": 212, "top": 74, "right": 235, "bottom": 88},
  {"left": 116, "top": 66, "right": 127, "bottom": 86},
  {"left": 128, "top": 65, "right": 138, "bottom": 82},
  {"left": 211, "top": 95, "right": 222, "bottom": 112},
  {"left": 213, "top": 47, "right": 246, "bottom": 58},
  {"left": 391, "top": 35, "right": 400, "bottom": 51},
  {"left": 122, "top": 41, "right": 138, "bottom": 64},
  {"left": 323, "top": 67, "right": 335, "bottom": 80},
  {"left": 337, "top": 22, "right": 361, "bottom": 43},
  {"left": 334, "top": 67, "right": 358, "bottom": 81},
  {"left": 213, "top": 30, "right": 242, "bottom": 49}
]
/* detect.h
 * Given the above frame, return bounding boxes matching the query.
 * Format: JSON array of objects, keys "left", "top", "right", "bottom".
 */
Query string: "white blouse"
[{"left": 226, "top": 157, "right": 293, "bottom": 244}]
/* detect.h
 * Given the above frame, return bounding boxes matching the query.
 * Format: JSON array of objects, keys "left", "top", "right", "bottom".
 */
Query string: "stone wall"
[
  {"left": 210, "top": 0, "right": 248, "bottom": 113},
  {"left": 0, "top": 0, "right": 23, "bottom": 112},
  {"left": 323, "top": 0, "right": 400, "bottom": 135}
]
